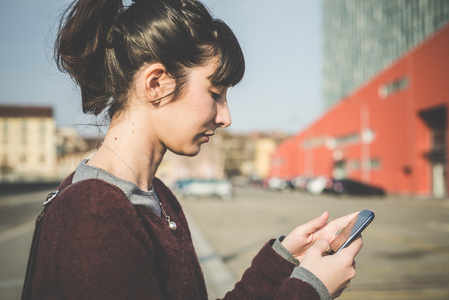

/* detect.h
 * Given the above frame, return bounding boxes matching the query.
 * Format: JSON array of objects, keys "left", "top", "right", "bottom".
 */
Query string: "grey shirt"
[{"left": 73, "top": 159, "right": 162, "bottom": 217}]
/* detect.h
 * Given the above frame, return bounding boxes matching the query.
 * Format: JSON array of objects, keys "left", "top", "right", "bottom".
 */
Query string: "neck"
[{"left": 88, "top": 119, "right": 166, "bottom": 191}]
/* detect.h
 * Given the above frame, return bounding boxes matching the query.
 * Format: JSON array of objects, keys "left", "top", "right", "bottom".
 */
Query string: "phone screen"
[{"left": 329, "top": 209, "right": 375, "bottom": 254}]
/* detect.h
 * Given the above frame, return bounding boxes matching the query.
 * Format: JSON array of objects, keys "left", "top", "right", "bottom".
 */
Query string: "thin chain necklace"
[{"left": 101, "top": 142, "right": 177, "bottom": 231}]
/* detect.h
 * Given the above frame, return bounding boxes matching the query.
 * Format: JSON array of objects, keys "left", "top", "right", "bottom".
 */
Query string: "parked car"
[
  {"left": 178, "top": 179, "right": 234, "bottom": 200},
  {"left": 327, "top": 178, "right": 386, "bottom": 196},
  {"left": 291, "top": 176, "right": 314, "bottom": 191},
  {"left": 306, "top": 176, "right": 333, "bottom": 195},
  {"left": 173, "top": 179, "right": 195, "bottom": 190},
  {"left": 267, "top": 177, "right": 294, "bottom": 191}
]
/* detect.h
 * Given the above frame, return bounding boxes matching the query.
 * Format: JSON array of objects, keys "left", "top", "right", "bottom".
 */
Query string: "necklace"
[{"left": 101, "top": 142, "right": 177, "bottom": 231}]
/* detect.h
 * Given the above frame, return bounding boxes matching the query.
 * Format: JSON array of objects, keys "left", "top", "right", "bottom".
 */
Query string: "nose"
[{"left": 215, "top": 97, "right": 232, "bottom": 128}]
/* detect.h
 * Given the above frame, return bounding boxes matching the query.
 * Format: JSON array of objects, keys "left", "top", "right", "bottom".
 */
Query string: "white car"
[
  {"left": 307, "top": 176, "right": 331, "bottom": 195},
  {"left": 180, "top": 179, "right": 233, "bottom": 200},
  {"left": 267, "top": 177, "right": 288, "bottom": 190}
]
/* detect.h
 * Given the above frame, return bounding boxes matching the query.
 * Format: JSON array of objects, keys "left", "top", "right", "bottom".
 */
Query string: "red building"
[{"left": 269, "top": 23, "right": 449, "bottom": 197}]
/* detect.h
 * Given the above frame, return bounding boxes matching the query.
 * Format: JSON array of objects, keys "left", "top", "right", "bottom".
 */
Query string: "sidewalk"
[{"left": 185, "top": 211, "right": 237, "bottom": 300}]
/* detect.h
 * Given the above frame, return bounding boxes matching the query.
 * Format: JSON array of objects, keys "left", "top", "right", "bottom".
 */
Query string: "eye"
[{"left": 210, "top": 92, "right": 222, "bottom": 100}]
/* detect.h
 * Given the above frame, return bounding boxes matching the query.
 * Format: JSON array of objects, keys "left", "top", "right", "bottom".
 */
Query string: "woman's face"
[{"left": 152, "top": 59, "right": 231, "bottom": 156}]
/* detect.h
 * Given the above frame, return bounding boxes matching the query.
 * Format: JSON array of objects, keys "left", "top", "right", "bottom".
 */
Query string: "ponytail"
[
  {"left": 55, "top": 0, "right": 245, "bottom": 119},
  {"left": 55, "top": 0, "right": 122, "bottom": 115}
]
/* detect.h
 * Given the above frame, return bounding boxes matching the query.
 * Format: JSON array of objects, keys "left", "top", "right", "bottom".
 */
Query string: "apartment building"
[{"left": 0, "top": 105, "right": 57, "bottom": 181}]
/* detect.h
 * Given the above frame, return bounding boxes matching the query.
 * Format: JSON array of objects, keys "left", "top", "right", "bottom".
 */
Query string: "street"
[
  {"left": 1, "top": 187, "right": 449, "bottom": 300},
  {"left": 182, "top": 187, "right": 449, "bottom": 300}
]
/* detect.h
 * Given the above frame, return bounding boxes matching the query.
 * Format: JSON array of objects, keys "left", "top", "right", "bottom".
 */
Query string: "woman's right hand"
[{"left": 299, "top": 237, "right": 363, "bottom": 299}]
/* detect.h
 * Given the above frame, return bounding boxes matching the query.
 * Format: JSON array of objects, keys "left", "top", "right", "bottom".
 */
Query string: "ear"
[{"left": 137, "top": 63, "right": 175, "bottom": 103}]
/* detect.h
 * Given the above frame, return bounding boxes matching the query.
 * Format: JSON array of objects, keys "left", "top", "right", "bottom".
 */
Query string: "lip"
[{"left": 201, "top": 132, "right": 214, "bottom": 143}]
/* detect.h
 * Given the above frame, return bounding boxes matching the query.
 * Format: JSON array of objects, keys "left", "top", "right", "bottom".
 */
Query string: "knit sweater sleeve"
[
  {"left": 220, "top": 239, "right": 322, "bottom": 300},
  {"left": 31, "top": 180, "right": 165, "bottom": 300}
]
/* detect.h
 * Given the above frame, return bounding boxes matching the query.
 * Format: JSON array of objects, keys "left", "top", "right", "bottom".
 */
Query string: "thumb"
[{"left": 309, "top": 239, "right": 331, "bottom": 256}]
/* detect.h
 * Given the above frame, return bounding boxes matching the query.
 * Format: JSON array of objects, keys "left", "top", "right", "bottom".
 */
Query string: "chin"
[{"left": 170, "top": 145, "right": 202, "bottom": 157}]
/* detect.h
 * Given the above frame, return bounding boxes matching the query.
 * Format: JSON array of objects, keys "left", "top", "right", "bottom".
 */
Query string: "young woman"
[{"left": 26, "top": 0, "right": 362, "bottom": 299}]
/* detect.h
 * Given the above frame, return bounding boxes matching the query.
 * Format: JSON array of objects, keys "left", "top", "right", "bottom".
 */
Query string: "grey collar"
[{"left": 72, "top": 159, "right": 162, "bottom": 216}]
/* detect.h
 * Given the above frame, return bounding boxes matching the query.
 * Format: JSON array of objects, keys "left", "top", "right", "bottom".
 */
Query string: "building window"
[
  {"left": 369, "top": 158, "right": 382, "bottom": 170},
  {"left": 335, "top": 132, "right": 360, "bottom": 147},
  {"left": 431, "top": 127, "right": 446, "bottom": 151},
  {"left": 378, "top": 77, "right": 410, "bottom": 98},
  {"left": 2, "top": 119, "right": 7, "bottom": 144},
  {"left": 21, "top": 119, "right": 27, "bottom": 144},
  {"left": 40, "top": 119, "right": 46, "bottom": 144}
]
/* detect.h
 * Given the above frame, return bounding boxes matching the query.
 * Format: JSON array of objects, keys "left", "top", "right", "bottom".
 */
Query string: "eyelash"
[{"left": 210, "top": 92, "right": 221, "bottom": 100}]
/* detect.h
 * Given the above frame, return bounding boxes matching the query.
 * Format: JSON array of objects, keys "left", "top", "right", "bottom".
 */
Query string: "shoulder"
[
  {"left": 62, "top": 178, "right": 127, "bottom": 203},
  {"left": 152, "top": 177, "right": 177, "bottom": 204},
  {"left": 152, "top": 177, "right": 170, "bottom": 194},
  {"left": 152, "top": 177, "right": 182, "bottom": 209},
  {"left": 50, "top": 178, "right": 137, "bottom": 223}
]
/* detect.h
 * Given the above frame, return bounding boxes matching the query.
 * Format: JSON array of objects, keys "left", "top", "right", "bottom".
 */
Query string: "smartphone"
[{"left": 328, "top": 209, "right": 375, "bottom": 254}]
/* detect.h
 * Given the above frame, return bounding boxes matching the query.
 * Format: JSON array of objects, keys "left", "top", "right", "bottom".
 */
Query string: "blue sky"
[{"left": 0, "top": 0, "right": 322, "bottom": 136}]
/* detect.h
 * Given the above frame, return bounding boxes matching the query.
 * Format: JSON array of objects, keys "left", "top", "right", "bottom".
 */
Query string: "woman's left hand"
[{"left": 281, "top": 211, "right": 359, "bottom": 261}]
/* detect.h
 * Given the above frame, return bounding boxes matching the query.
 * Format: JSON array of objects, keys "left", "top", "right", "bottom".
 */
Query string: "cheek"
[{"left": 195, "top": 98, "right": 217, "bottom": 117}]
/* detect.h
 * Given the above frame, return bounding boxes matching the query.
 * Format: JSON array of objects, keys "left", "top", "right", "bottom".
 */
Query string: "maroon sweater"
[{"left": 30, "top": 174, "right": 321, "bottom": 299}]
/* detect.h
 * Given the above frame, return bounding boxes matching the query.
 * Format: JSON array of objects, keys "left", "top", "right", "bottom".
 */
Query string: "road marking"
[
  {"left": 342, "top": 289, "right": 449, "bottom": 299},
  {"left": 0, "top": 196, "right": 43, "bottom": 207},
  {"left": 0, "top": 279, "right": 23, "bottom": 288},
  {"left": 0, "top": 220, "right": 35, "bottom": 244},
  {"left": 0, "top": 190, "right": 49, "bottom": 207}
]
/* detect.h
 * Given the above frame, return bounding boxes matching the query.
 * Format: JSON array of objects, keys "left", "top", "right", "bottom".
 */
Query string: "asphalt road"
[
  {"left": 1, "top": 187, "right": 449, "bottom": 300},
  {"left": 0, "top": 189, "right": 49, "bottom": 300},
  {"left": 181, "top": 187, "right": 449, "bottom": 300}
]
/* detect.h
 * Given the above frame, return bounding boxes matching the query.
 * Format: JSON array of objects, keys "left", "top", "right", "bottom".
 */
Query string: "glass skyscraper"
[{"left": 322, "top": 0, "right": 449, "bottom": 109}]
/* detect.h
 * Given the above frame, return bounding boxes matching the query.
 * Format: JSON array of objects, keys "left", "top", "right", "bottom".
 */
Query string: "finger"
[
  {"left": 309, "top": 239, "right": 331, "bottom": 256},
  {"left": 340, "top": 235, "right": 363, "bottom": 257},
  {"left": 304, "top": 211, "right": 329, "bottom": 233},
  {"left": 328, "top": 211, "right": 360, "bottom": 232},
  {"left": 281, "top": 212, "right": 330, "bottom": 253}
]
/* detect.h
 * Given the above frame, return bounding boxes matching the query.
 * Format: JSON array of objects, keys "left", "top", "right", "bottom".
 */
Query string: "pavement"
[
  {"left": 2, "top": 187, "right": 449, "bottom": 300},
  {"left": 180, "top": 188, "right": 449, "bottom": 300},
  {"left": 185, "top": 211, "right": 237, "bottom": 299}
]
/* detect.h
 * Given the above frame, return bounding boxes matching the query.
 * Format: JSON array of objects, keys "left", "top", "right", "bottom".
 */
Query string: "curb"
[{"left": 184, "top": 211, "right": 237, "bottom": 299}]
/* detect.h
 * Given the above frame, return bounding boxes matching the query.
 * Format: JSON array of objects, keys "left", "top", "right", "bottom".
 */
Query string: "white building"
[{"left": 0, "top": 105, "right": 57, "bottom": 181}]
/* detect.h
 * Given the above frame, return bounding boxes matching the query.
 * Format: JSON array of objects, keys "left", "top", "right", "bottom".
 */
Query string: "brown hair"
[{"left": 55, "top": 0, "right": 245, "bottom": 119}]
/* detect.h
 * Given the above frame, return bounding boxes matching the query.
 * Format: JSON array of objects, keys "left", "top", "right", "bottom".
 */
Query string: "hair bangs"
[{"left": 209, "top": 20, "right": 245, "bottom": 87}]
